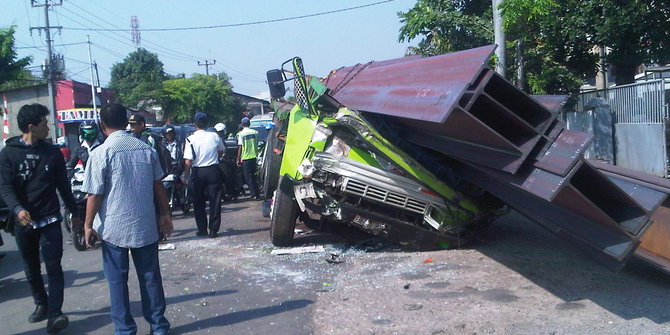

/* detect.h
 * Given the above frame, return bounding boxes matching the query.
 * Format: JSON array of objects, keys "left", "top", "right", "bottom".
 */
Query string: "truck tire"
[{"left": 270, "top": 176, "right": 298, "bottom": 246}]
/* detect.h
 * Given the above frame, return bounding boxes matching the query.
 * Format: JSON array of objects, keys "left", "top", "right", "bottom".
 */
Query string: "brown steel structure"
[
  {"left": 590, "top": 160, "right": 670, "bottom": 273},
  {"left": 323, "top": 45, "right": 556, "bottom": 174},
  {"left": 322, "top": 45, "right": 668, "bottom": 271}
]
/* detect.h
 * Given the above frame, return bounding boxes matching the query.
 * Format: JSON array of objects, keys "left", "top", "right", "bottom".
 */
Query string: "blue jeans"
[
  {"left": 14, "top": 221, "right": 64, "bottom": 317},
  {"left": 102, "top": 241, "right": 170, "bottom": 335}
]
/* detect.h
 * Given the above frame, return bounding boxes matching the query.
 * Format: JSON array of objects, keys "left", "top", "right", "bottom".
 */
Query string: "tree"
[
  {"left": 398, "top": 0, "right": 492, "bottom": 56},
  {"left": 109, "top": 48, "right": 167, "bottom": 109},
  {"left": 502, "top": 0, "right": 670, "bottom": 85},
  {"left": 161, "top": 72, "right": 244, "bottom": 126},
  {"left": 398, "top": 0, "right": 670, "bottom": 93},
  {"left": 0, "top": 26, "right": 32, "bottom": 89}
]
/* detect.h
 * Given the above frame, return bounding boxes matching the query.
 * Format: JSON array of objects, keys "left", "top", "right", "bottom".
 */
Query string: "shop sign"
[{"left": 58, "top": 108, "right": 100, "bottom": 123}]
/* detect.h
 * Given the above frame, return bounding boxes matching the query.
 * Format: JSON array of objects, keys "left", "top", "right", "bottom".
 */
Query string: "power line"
[
  {"left": 16, "top": 41, "right": 88, "bottom": 49},
  {"left": 60, "top": 2, "right": 263, "bottom": 81},
  {"left": 59, "top": 5, "right": 198, "bottom": 63},
  {"left": 61, "top": 0, "right": 396, "bottom": 32}
]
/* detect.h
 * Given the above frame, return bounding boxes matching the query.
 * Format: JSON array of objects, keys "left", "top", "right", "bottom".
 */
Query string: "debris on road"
[
  {"left": 324, "top": 253, "right": 344, "bottom": 264},
  {"left": 158, "top": 243, "right": 176, "bottom": 251},
  {"left": 270, "top": 245, "right": 326, "bottom": 255}
]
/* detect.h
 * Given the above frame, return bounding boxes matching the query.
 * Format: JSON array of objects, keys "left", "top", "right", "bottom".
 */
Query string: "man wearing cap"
[
  {"left": 236, "top": 117, "right": 261, "bottom": 200},
  {"left": 162, "top": 125, "right": 182, "bottom": 171},
  {"left": 128, "top": 114, "right": 155, "bottom": 148},
  {"left": 183, "top": 113, "right": 225, "bottom": 238}
]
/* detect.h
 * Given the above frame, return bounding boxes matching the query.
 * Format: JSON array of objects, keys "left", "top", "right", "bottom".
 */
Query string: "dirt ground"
[
  {"left": 168, "top": 204, "right": 670, "bottom": 335},
  {"left": 3, "top": 200, "right": 670, "bottom": 334}
]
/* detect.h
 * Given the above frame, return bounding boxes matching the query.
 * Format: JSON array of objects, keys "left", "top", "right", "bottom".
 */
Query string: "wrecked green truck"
[{"left": 261, "top": 46, "right": 670, "bottom": 274}]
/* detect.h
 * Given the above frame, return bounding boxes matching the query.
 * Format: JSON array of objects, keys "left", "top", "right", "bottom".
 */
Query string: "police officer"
[
  {"left": 183, "top": 113, "right": 225, "bottom": 238},
  {"left": 67, "top": 120, "right": 101, "bottom": 173},
  {"left": 236, "top": 117, "right": 261, "bottom": 200},
  {"left": 128, "top": 114, "right": 156, "bottom": 148}
]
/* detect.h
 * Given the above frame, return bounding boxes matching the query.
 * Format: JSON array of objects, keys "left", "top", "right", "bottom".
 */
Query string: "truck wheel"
[{"left": 270, "top": 176, "right": 298, "bottom": 246}]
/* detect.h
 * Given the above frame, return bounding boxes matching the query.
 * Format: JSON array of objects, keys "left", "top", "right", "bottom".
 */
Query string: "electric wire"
[
  {"left": 65, "top": 0, "right": 263, "bottom": 84},
  {"left": 64, "top": 1, "right": 267, "bottom": 81},
  {"left": 62, "top": 3, "right": 199, "bottom": 63},
  {"left": 61, "top": 0, "right": 397, "bottom": 32}
]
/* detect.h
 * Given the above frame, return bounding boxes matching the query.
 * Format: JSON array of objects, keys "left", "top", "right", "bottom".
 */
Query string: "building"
[
  {"left": 1, "top": 80, "right": 114, "bottom": 148},
  {"left": 234, "top": 92, "right": 270, "bottom": 116}
]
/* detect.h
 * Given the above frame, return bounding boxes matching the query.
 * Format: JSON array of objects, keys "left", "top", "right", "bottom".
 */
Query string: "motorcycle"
[
  {"left": 63, "top": 162, "right": 89, "bottom": 251},
  {"left": 162, "top": 173, "right": 191, "bottom": 215}
]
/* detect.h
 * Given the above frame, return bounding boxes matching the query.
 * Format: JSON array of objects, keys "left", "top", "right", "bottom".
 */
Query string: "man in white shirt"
[{"left": 183, "top": 113, "right": 225, "bottom": 238}]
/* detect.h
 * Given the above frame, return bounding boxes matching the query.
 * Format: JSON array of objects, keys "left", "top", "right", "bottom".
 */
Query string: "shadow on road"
[
  {"left": 476, "top": 212, "right": 670, "bottom": 324},
  {"left": 169, "top": 299, "right": 314, "bottom": 334},
  {"left": 221, "top": 227, "right": 269, "bottom": 237},
  {"left": 64, "top": 269, "right": 106, "bottom": 288}
]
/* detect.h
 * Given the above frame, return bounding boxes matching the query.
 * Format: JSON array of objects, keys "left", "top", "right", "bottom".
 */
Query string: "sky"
[{"left": 5, "top": 0, "right": 419, "bottom": 100}]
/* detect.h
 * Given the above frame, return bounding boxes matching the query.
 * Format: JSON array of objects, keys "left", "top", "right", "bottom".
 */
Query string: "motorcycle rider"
[
  {"left": 163, "top": 125, "right": 183, "bottom": 173},
  {"left": 67, "top": 120, "right": 101, "bottom": 174},
  {"left": 162, "top": 125, "right": 185, "bottom": 207}
]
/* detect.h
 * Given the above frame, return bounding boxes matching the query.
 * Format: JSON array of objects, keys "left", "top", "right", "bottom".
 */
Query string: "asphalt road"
[{"left": 2, "top": 198, "right": 670, "bottom": 335}]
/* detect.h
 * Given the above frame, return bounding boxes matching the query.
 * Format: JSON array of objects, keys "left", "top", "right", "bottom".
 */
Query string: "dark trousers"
[
  {"left": 192, "top": 165, "right": 223, "bottom": 235},
  {"left": 14, "top": 221, "right": 64, "bottom": 317},
  {"left": 242, "top": 158, "right": 259, "bottom": 198},
  {"left": 102, "top": 241, "right": 170, "bottom": 335}
]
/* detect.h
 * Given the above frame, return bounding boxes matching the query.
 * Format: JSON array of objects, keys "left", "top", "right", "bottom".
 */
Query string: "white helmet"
[{"left": 214, "top": 122, "right": 226, "bottom": 133}]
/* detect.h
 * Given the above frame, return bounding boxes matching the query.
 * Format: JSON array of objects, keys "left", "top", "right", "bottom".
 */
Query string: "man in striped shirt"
[{"left": 82, "top": 103, "right": 173, "bottom": 335}]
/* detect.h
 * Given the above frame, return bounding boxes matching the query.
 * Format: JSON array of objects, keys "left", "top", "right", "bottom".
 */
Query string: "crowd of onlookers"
[{"left": 0, "top": 102, "right": 265, "bottom": 334}]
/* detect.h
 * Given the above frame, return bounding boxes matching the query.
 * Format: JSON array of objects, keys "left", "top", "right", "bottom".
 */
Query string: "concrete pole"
[
  {"left": 87, "top": 35, "right": 98, "bottom": 125},
  {"left": 492, "top": 0, "right": 506, "bottom": 78},
  {"left": 44, "top": 1, "right": 59, "bottom": 142}
]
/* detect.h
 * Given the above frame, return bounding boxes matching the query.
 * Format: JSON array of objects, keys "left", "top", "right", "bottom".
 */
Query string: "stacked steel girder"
[
  {"left": 590, "top": 160, "right": 670, "bottom": 274},
  {"left": 322, "top": 45, "right": 665, "bottom": 270}
]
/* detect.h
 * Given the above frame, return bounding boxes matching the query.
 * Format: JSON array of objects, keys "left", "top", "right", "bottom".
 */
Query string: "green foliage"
[
  {"left": 0, "top": 68, "right": 44, "bottom": 90},
  {"left": 398, "top": 0, "right": 492, "bottom": 56},
  {"left": 0, "top": 26, "right": 33, "bottom": 89},
  {"left": 161, "top": 73, "right": 244, "bottom": 127},
  {"left": 109, "top": 48, "right": 167, "bottom": 108},
  {"left": 398, "top": 0, "right": 670, "bottom": 93}
]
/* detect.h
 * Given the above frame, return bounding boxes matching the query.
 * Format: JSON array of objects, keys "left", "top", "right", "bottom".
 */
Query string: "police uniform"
[
  {"left": 237, "top": 122, "right": 260, "bottom": 200},
  {"left": 184, "top": 129, "right": 225, "bottom": 237}
]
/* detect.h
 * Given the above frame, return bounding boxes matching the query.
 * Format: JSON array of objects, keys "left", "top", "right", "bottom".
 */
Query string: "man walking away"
[
  {"left": 0, "top": 103, "right": 79, "bottom": 333},
  {"left": 82, "top": 103, "right": 173, "bottom": 335},
  {"left": 237, "top": 117, "right": 261, "bottom": 200},
  {"left": 183, "top": 112, "right": 225, "bottom": 238}
]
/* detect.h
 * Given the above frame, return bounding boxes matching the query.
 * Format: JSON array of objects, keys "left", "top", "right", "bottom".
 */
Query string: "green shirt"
[{"left": 237, "top": 127, "right": 259, "bottom": 160}]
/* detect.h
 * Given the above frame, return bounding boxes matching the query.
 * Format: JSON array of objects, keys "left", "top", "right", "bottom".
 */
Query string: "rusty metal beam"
[
  {"left": 589, "top": 160, "right": 670, "bottom": 274},
  {"left": 323, "top": 46, "right": 557, "bottom": 174}
]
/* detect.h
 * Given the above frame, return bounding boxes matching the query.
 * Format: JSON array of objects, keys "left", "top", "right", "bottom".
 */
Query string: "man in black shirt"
[{"left": 0, "top": 103, "right": 79, "bottom": 334}]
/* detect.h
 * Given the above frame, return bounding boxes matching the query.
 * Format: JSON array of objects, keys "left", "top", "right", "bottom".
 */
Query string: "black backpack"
[{"left": 140, "top": 132, "right": 173, "bottom": 176}]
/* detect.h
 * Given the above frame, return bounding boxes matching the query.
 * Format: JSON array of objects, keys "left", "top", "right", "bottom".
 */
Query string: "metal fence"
[
  {"left": 569, "top": 79, "right": 669, "bottom": 176},
  {"left": 577, "top": 80, "right": 668, "bottom": 124}
]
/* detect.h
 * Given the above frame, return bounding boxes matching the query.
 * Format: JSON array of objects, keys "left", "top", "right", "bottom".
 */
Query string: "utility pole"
[
  {"left": 492, "top": 0, "right": 506, "bottom": 78},
  {"left": 198, "top": 60, "right": 216, "bottom": 76},
  {"left": 30, "top": 0, "right": 62, "bottom": 142},
  {"left": 87, "top": 35, "right": 98, "bottom": 125},
  {"left": 516, "top": 40, "right": 524, "bottom": 89}
]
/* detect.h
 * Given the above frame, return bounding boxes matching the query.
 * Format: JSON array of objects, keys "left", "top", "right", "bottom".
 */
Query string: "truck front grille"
[{"left": 343, "top": 179, "right": 428, "bottom": 214}]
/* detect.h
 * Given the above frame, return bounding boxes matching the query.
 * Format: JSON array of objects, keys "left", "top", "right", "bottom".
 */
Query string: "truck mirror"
[{"left": 266, "top": 69, "right": 286, "bottom": 99}]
